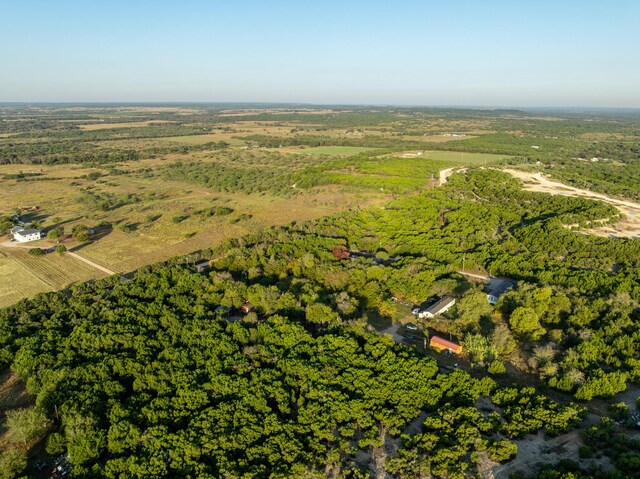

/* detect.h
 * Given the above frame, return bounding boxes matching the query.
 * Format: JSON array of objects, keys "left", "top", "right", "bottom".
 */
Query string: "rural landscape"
[
  {"left": 2, "top": 1, "right": 640, "bottom": 478},
  {"left": 1, "top": 104, "right": 640, "bottom": 479}
]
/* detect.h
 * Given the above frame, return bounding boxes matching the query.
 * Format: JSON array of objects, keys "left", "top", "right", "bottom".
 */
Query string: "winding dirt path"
[{"left": 439, "top": 167, "right": 466, "bottom": 185}]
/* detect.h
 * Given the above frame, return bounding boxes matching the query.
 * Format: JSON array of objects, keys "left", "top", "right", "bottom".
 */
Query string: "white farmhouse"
[
  {"left": 12, "top": 226, "right": 41, "bottom": 243},
  {"left": 418, "top": 296, "right": 456, "bottom": 319}
]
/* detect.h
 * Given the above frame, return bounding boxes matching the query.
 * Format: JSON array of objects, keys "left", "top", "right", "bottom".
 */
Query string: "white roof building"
[
  {"left": 418, "top": 296, "right": 456, "bottom": 319},
  {"left": 12, "top": 226, "right": 41, "bottom": 243}
]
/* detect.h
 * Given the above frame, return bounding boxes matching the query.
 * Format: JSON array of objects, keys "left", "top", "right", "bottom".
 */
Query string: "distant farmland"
[
  {"left": 394, "top": 150, "right": 512, "bottom": 164},
  {"left": 293, "top": 146, "right": 375, "bottom": 156}
]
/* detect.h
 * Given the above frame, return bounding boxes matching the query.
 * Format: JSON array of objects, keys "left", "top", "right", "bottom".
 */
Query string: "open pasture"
[
  {"left": 0, "top": 155, "right": 387, "bottom": 301},
  {"left": 0, "top": 251, "right": 51, "bottom": 308},
  {"left": 283, "top": 146, "right": 375, "bottom": 156},
  {"left": 394, "top": 150, "right": 511, "bottom": 164},
  {"left": 6, "top": 247, "right": 106, "bottom": 287},
  {"left": 156, "top": 133, "right": 247, "bottom": 146},
  {"left": 78, "top": 120, "right": 174, "bottom": 131}
]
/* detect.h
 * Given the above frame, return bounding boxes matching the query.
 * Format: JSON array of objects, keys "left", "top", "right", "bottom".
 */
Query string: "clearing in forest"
[
  {"left": 504, "top": 169, "right": 640, "bottom": 238},
  {"left": 395, "top": 150, "right": 511, "bottom": 164}
]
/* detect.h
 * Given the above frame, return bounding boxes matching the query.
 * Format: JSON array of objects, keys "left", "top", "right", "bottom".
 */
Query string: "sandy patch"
[{"left": 504, "top": 169, "right": 640, "bottom": 238}]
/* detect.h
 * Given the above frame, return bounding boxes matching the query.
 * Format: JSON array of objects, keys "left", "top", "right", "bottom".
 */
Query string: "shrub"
[
  {"left": 488, "top": 361, "right": 506, "bottom": 375},
  {"left": 5, "top": 407, "right": 49, "bottom": 445},
  {"left": 0, "top": 448, "right": 27, "bottom": 479},
  {"left": 487, "top": 439, "right": 517, "bottom": 462}
]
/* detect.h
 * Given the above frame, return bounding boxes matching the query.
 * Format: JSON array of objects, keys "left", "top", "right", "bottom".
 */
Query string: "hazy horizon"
[{"left": 2, "top": 0, "right": 639, "bottom": 107}]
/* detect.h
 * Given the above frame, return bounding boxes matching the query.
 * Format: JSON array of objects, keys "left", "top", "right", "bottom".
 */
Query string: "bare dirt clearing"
[
  {"left": 492, "top": 429, "right": 612, "bottom": 478},
  {"left": 0, "top": 370, "right": 33, "bottom": 451},
  {"left": 504, "top": 169, "right": 640, "bottom": 238},
  {"left": 0, "top": 370, "right": 31, "bottom": 410}
]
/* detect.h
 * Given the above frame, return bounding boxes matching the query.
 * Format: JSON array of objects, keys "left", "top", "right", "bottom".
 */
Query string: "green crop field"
[{"left": 394, "top": 150, "right": 513, "bottom": 164}]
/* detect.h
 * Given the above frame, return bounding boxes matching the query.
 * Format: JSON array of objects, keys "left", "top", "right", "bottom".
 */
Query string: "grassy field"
[
  {"left": 324, "top": 172, "right": 429, "bottom": 193},
  {"left": 394, "top": 150, "right": 512, "bottom": 164},
  {"left": 0, "top": 246, "right": 107, "bottom": 308},
  {"left": 0, "top": 250, "right": 51, "bottom": 308},
  {"left": 0, "top": 155, "right": 387, "bottom": 300},
  {"left": 79, "top": 120, "right": 174, "bottom": 130},
  {"left": 292, "top": 146, "right": 375, "bottom": 156},
  {"left": 156, "top": 133, "right": 247, "bottom": 146},
  {"left": 155, "top": 121, "right": 310, "bottom": 147},
  {"left": 322, "top": 150, "right": 510, "bottom": 193}
]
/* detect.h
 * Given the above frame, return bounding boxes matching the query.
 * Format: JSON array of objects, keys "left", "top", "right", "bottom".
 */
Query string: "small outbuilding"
[
  {"left": 194, "top": 260, "right": 211, "bottom": 273},
  {"left": 430, "top": 335, "right": 462, "bottom": 355}
]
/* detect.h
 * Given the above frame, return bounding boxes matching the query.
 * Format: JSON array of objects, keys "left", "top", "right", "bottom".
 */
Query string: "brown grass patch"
[{"left": 79, "top": 120, "right": 174, "bottom": 131}]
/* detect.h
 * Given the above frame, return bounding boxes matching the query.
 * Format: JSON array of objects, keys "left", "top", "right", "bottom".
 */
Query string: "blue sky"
[{"left": 1, "top": 0, "right": 639, "bottom": 106}]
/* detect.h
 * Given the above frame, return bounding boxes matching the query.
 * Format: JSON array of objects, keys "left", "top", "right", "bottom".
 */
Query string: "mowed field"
[
  {"left": 0, "top": 246, "right": 106, "bottom": 308},
  {"left": 324, "top": 150, "right": 511, "bottom": 193},
  {"left": 394, "top": 150, "right": 511, "bottom": 164},
  {"left": 0, "top": 250, "right": 51, "bottom": 307},
  {"left": 282, "top": 146, "right": 375, "bottom": 156}
]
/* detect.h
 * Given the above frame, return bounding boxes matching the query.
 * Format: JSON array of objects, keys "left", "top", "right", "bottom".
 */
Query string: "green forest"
[
  {"left": 1, "top": 105, "right": 640, "bottom": 478},
  {"left": 2, "top": 168, "right": 640, "bottom": 477}
]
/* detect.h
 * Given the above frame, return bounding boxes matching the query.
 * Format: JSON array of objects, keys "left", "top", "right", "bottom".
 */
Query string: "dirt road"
[
  {"left": 66, "top": 251, "right": 116, "bottom": 275},
  {"left": 380, "top": 323, "right": 407, "bottom": 344},
  {"left": 439, "top": 167, "right": 466, "bottom": 186},
  {"left": 1, "top": 240, "right": 116, "bottom": 276},
  {"left": 458, "top": 270, "right": 490, "bottom": 281}
]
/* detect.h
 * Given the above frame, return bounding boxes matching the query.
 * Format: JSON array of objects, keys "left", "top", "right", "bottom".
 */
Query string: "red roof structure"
[
  {"left": 331, "top": 245, "right": 350, "bottom": 260},
  {"left": 430, "top": 335, "right": 462, "bottom": 354}
]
